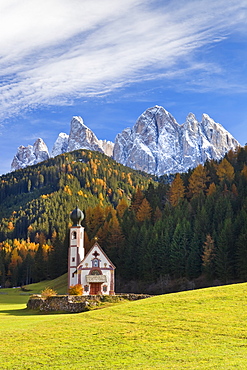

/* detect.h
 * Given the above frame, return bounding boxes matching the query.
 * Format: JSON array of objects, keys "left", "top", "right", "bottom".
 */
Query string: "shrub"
[
  {"left": 69, "top": 284, "right": 83, "bottom": 295},
  {"left": 41, "top": 287, "right": 57, "bottom": 298}
]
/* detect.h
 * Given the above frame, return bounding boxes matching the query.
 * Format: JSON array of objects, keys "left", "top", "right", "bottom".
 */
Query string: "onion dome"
[{"left": 70, "top": 206, "right": 84, "bottom": 226}]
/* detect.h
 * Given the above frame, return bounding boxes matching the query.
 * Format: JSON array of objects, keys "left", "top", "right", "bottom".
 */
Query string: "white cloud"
[{"left": 0, "top": 0, "right": 246, "bottom": 119}]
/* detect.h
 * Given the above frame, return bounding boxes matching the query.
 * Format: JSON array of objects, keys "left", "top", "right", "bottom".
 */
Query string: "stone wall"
[{"left": 27, "top": 294, "right": 151, "bottom": 313}]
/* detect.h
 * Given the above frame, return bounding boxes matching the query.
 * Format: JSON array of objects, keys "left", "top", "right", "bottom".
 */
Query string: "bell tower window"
[
  {"left": 72, "top": 231, "right": 77, "bottom": 239},
  {"left": 92, "top": 258, "right": 99, "bottom": 268}
]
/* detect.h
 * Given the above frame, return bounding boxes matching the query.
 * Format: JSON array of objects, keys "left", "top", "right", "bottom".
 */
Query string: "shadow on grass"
[{"left": 0, "top": 308, "right": 70, "bottom": 316}]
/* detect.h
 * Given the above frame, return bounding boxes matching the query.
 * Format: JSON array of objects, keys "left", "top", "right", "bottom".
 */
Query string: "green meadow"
[{"left": 0, "top": 282, "right": 247, "bottom": 369}]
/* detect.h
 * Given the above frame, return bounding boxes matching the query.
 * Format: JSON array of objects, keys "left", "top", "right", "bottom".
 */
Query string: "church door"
[{"left": 90, "top": 283, "right": 102, "bottom": 295}]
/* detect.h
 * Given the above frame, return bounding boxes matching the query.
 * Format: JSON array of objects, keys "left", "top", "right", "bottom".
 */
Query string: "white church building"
[{"left": 68, "top": 206, "right": 115, "bottom": 295}]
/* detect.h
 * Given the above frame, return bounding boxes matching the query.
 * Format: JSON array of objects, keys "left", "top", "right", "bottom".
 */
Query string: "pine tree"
[
  {"left": 215, "top": 218, "right": 233, "bottom": 283},
  {"left": 170, "top": 221, "right": 190, "bottom": 278}
]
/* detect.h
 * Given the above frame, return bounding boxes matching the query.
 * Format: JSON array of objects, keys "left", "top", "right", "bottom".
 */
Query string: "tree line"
[{"left": 1, "top": 146, "right": 247, "bottom": 292}]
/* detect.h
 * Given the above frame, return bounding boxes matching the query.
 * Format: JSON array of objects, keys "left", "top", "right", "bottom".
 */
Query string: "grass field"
[{"left": 0, "top": 282, "right": 247, "bottom": 369}]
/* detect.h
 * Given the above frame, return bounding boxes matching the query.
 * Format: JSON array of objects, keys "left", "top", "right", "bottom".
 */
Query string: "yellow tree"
[
  {"left": 153, "top": 206, "right": 162, "bottom": 222},
  {"left": 116, "top": 198, "right": 129, "bottom": 218},
  {"left": 131, "top": 187, "right": 144, "bottom": 214},
  {"left": 231, "top": 184, "right": 238, "bottom": 197},
  {"left": 216, "top": 158, "right": 235, "bottom": 183},
  {"left": 108, "top": 211, "right": 124, "bottom": 248},
  {"left": 136, "top": 198, "right": 152, "bottom": 222},
  {"left": 202, "top": 234, "right": 215, "bottom": 279},
  {"left": 241, "top": 164, "right": 247, "bottom": 180},
  {"left": 188, "top": 164, "right": 208, "bottom": 197},
  {"left": 207, "top": 182, "right": 217, "bottom": 196},
  {"left": 169, "top": 174, "right": 185, "bottom": 206}
]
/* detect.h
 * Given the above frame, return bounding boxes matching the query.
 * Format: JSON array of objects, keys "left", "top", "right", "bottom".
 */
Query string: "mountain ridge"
[{"left": 11, "top": 106, "right": 240, "bottom": 175}]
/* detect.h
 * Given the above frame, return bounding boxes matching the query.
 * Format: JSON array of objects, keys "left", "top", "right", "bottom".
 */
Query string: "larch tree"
[
  {"left": 207, "top": 182, "right": 217, "bottom": 196},
  {"left": 136, "top": 198, "right": 152, "bottom": 222},
  {"left": 216, "top": 158, "right": 235, "bottom": 183},
  {"left": 169, "top": 173, "right": 185, "bottom": 206},
  {"left": 188, "top": 164, "right": 208, "bottom": 197},
  {"left": 116, "top": 198, "right": 129, "bottom": 219},
  {"left": 131, "top": 187, "right": 144, "bottom": 214},
  {"left": 202, "top": 234, "right": 215, "bottom": 280}
]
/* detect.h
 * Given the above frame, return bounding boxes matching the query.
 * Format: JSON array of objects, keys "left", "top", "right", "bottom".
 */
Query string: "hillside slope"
[{"left": 0, "top": 283, "right": 247, "bottom": 369}]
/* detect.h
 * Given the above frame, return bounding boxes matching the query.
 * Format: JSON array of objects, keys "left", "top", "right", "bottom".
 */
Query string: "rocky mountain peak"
[
  {"left": 11, "top": 138, "right": 49, "bottom": 171},
  {"left": 67, "top": 116, "right": 104, "bottom": 153},
  {"left": 10, "top": 106, "right": 240, "bottom": 176},
  {"left": 51, "top": 133, "right": 69, "bottom": 157},
  {"left": 113, "top": 106, "right": 240, "bottom": 176}
]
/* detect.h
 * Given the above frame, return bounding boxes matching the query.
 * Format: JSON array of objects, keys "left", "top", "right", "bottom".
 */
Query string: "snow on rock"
[
  {"left": 67, "top": 116, "right": 103, "bottom": 153},
  {"left": 51, "top": 133, "right": 69, "bottom": 157},
  {"left": 11, "top": 138, "right": 49, "bottom": 171},
  {"left": 10, "top": 107, "right": 240, "bottom": 175},
  {"left": 113, "top": 105, "right": 240, "bottom": 176}
]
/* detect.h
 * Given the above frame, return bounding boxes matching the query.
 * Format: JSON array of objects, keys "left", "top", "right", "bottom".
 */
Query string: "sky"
[{"left": 0, "top": 0, "right": 247, "bottom": 175}]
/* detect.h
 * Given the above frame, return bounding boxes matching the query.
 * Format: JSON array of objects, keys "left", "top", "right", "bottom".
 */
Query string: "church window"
[
  {"left": 72, "top": 231, "right": 77, "bottom": 239},
  {"left": 90, "top": 270, "right": 100, "bottom": 275},
  {"left": 72, "top": 257, "right": 75, "bottom": 262},
  {"left": 103, "top": 285, "right": 107, "bottom": 292},
  {"left": 92, "top": 258, "right": 99, "bottom": 267},
  {"left": 84, "top": 285, "right": 89, "bottom": 292}
]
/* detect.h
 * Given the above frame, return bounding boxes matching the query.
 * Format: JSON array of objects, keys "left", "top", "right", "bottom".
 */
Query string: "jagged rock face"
[
  {"left": 10, "top": 107, "right": 240, "bottom": 175},
  {"left": 11, "top": 138, "right": 49, "bottom": 171},
  {"left": 52, "top": 116, "right": 114, "bottom": 157},
  {"left": 113, "top": 106, "right": 240, "bottom": 176},
  {"left": 98, "top": 139, "right": 114, "bottom": 157},
  {"left": 67, "top": 116, "right": 104, "bottom": 153},
  {"left": 51, "top": 132, "right": 69, "bottom": 157}
]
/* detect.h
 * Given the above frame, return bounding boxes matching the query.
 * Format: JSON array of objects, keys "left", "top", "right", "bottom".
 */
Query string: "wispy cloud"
[{"left": 0, "top": 0, "right": 246, "bottom": 120}]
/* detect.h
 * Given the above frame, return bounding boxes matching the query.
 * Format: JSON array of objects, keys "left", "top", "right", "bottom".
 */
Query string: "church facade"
[{"left": 68, "top": 206, "right": 115, "bottom": 295}]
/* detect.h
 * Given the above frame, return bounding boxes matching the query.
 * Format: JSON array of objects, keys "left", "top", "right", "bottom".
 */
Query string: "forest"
[{"left": 0, "top": 146, "right": 247, "bottom": 293}]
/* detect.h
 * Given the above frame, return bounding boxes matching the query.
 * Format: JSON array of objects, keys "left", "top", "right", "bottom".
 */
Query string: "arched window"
[
  {"left": 92, "top": 258, "right": 99, "bottom": 268},
  {"left": 71, "top": 231, "right": 77, "bottom": 240},
  {"left": 90, "top": 270, "right": 100, "bottom": 275}
]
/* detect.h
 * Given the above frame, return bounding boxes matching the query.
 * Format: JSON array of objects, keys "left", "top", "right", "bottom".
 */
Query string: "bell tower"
[{"left": 68, "top": 206, "right": 84, "bottom": 290}]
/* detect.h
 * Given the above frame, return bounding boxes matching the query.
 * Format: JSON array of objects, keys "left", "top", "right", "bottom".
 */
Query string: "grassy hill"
[
  {"left": 22, "top": 273, "right": 68, "bottom": 295},
  {"left": 0, "top": 282, "right": 247, "bottom": 369}
]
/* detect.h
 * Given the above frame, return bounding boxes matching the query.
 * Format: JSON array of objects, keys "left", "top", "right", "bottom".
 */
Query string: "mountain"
[
  {"left": 52, "top": 116, "right": 114, "bottom": 158},
  {"left": 51, "top": 132, "right": 69, "bottom": 157},
  {"left": 11, "top": 116, "right": 114, "bottom": 171},
  {"left": 2, "top": 144, "right": 247, "bottom": 291},
  {"left": 66, "top": 116, "right": 105, "bottom": 153},
  {"left": 113, "top": 106, "right": 240, "bottom": 176},
  {"left": 11, "top": 106, "right": 239, "bottom": 175},
  {"left": 11, "top": 138, "right": 49, "bottom": 171}
]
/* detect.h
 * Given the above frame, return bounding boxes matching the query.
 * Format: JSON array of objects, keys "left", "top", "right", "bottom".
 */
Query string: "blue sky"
[{"left": 0, "top": 0, "right": 246, "bottom": 175}]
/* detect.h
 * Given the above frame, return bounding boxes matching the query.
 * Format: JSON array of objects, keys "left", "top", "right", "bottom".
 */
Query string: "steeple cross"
[{"left": 93, "top": 251, "right": 100, "bottom": 258}]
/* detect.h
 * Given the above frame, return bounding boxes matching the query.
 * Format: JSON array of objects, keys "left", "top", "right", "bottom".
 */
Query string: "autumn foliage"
[
  {"left": 1, "top": 146, "right": 247, "bottom": 291},
  {"left": 68, "top": 284, "right": 83, "bottom": 295}
]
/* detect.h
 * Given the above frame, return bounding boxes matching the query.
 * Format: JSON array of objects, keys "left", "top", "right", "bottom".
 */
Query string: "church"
[{"left": 68, "top": 206, "right": 116, "bottom": 295}]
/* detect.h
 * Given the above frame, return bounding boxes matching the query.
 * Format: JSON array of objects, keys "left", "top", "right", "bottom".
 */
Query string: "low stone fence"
[{"left": 27, "top": 294, "right": 151, "bottom": 313}]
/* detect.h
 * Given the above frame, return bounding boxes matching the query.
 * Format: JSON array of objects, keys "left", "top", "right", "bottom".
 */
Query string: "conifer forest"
[{"left": 1, "top": 147, "right": 247, "bottom": 293}]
